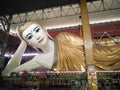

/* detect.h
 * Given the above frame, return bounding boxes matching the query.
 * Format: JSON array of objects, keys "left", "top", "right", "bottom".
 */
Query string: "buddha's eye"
[
  {"left": 27, "top": 35, "right": 33, "bottom": 40},
  {"left": 35, "top": 28, "right": 40, "bottom": 33}
]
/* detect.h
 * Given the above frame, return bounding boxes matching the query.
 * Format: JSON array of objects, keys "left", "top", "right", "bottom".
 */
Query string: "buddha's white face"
[{"left": 22, "top": 24, "right": 48, "bottom": 48}]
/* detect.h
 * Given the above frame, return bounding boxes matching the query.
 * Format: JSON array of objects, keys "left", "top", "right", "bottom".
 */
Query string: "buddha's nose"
[
  {"left": 34, "top": 35, "right": 41, "bottom": 40},
  {"left": 37, "top": 36, "right": 41, "bottom": 40}
]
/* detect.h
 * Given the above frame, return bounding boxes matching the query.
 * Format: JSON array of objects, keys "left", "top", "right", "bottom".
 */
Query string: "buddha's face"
[{"left": 22, "top": 24, "right": 48, "bottom": 48}]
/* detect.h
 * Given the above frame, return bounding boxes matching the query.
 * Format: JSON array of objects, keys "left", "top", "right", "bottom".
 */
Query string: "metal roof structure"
[
  {"left": 0, "top": 0, "right": 96, "bottom": 16},
  {"left": 0, "top": 0, "right": 120, "bottom": 34}
]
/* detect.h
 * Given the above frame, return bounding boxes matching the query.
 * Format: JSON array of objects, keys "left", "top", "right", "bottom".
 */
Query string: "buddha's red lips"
[{"left": 38, "top": 38, "right": 44, "bottom": 43}]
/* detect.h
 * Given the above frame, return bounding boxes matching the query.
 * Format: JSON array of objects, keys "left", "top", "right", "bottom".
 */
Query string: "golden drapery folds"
[
  {"left": 55, "top": 32, "right": 85, "bottom": 71},
  {"left": 93, "top": 36, "right": 120, "bottom": 70},
  {"left": 55, "top": 32, "right": 120, "bottom": 71},
  {"left": 94, "top": 45, "right": 120, "bottom": 70}
]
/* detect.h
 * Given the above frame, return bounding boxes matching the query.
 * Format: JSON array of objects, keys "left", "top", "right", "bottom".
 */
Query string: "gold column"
[
  {"left": 80, "top": 0, "right": 93, "bottom": 65},
  {"left": 80, "top": 0, "right": 98, "bottom": 90}
]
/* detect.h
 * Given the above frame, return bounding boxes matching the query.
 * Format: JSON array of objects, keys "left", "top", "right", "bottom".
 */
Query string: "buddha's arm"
[
  {"left": 2, "top": 41, "right": 27, "bottom": 76},
  {"left": 11, "top": 59, "right": 43, "bottom": 73},
  {"left": 6, "top": 56, "right": 44, "bottom": 75}
]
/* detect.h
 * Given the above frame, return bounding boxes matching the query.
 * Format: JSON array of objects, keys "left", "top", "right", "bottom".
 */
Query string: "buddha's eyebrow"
[
  {"left": 33, "top": 26, "right": 39, "bottom": 31},
  {"left": 25, "top": 26, "right": 39, "bottom": 38},
  {"left": 25, "top": 33, "right": 32, "bottom": 38}
]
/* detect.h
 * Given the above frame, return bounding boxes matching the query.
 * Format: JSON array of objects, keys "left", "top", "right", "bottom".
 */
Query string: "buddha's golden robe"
[{"left": 55, "top": 32, "right": 120, "bottom": 71}]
